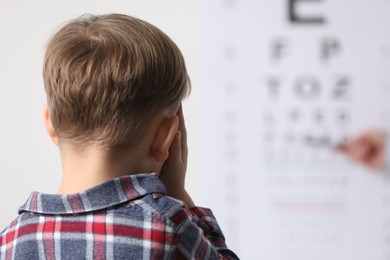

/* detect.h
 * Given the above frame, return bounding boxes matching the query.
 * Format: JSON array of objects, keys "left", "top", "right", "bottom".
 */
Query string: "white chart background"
[
  {"left": 197, "top": 1, "right": 390, "bottom": 260},
  {"left": 1, "top": 1, "right": 390, "bottom": 259}
]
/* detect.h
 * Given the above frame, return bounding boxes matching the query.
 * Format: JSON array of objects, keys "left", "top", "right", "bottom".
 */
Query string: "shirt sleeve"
[{"left": 170, "top": 206, "right": 239, "bottom": 259}]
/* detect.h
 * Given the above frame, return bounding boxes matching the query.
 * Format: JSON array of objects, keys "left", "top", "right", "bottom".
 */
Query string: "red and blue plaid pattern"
[{"left": 0, "top": 174, "right": 238, "bottom": 259}]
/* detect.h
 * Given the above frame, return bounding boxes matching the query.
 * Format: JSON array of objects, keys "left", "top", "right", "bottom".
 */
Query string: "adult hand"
[
  {"left": 159, "top": 104, "right": 195, "bottom": 208},
  {"left": 337, "top": 131, "right": 386, "bottom": 170}
]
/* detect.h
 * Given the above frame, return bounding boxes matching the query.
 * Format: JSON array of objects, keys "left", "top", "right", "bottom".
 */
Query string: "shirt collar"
[{"left": 18, "top": 173, "right": 166, "bottom": 215}]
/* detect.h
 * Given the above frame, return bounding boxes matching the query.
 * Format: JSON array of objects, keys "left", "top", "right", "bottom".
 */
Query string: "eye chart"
[{"left": 197, "top": 1, "right": 390, "bottom": 259}]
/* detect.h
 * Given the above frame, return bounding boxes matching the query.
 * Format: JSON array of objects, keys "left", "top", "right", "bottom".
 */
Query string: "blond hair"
[{"left": 43, "top": 13, "right": 190, "bottom": 148}]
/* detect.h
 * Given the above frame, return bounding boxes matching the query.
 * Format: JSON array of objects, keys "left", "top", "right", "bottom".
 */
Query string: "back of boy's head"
[{"left": 43, "top": 13, "right": 190, "bottom": 149}]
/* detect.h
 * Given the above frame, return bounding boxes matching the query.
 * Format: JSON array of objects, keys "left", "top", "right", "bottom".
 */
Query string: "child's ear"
[
  {"left": 43, "top": 103, "right": 59, "bottom": 146},
  {"left": 151, "top": 116, "right": 179, "bottom": 162}
]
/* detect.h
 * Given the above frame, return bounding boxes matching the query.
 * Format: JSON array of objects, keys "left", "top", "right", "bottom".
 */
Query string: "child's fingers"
[
  {"left": 177, "top": 104, "right": 188, "bottom": 157},
  {"left": 177, "top": 105, "right": 186, "bottom": 136},
  {"left": 168, "top": 131, "right": 182, "bottom": 160}
]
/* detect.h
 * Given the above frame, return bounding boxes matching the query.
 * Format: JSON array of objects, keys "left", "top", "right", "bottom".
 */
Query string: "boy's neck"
[{"left": 57, "top": 144, "right": 161, "bottom": 194}]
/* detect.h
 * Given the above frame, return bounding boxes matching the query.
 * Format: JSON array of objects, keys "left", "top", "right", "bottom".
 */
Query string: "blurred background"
[{"left": 1, "top": 0, "right": 390, "bottom": 259}]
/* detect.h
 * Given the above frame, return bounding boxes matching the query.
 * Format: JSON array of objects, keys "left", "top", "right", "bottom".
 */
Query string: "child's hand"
[
  {"left": 160, "top": 105, "right": 195, "bottom": 208},
  {"left": 337, "top": 131, "right": 386, "bottom": 170}
]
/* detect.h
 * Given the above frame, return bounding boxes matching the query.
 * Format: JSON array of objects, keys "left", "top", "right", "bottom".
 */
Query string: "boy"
[{"left": 0, "top": 14, "right": 238, "bottom": 259}]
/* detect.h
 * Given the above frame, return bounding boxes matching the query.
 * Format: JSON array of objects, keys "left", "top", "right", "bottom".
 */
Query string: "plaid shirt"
[{"left": 0, "top": 173, "right": 238, "bottom": 259}]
